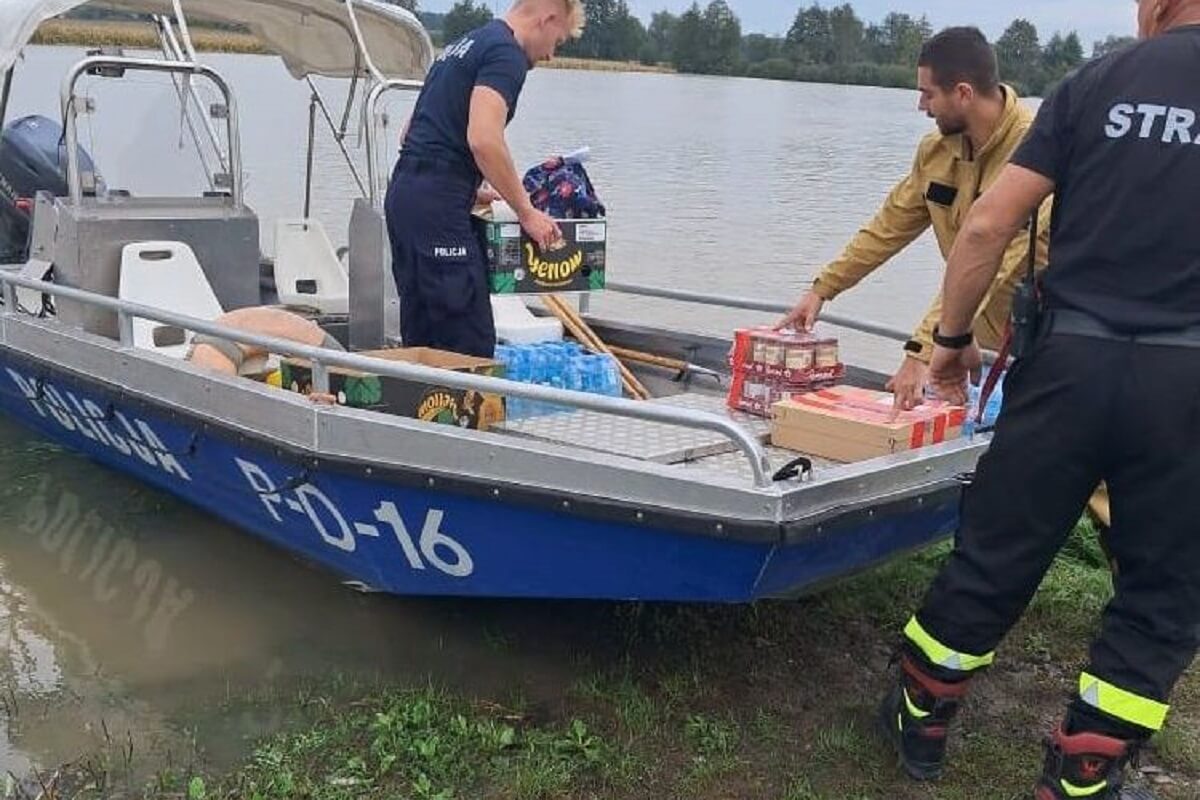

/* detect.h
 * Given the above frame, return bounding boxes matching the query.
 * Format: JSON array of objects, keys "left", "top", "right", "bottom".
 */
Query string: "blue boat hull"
[{"left": 0, "top": 351, "right": 960, "bottom": 601}]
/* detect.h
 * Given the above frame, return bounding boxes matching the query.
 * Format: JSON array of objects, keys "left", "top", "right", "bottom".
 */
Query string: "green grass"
[
  {"left": 219, "top": 690, "right": 612, "bottom": 800},
  {"left": 41, "top": 519, "right": 1200, "bottom": 800}
]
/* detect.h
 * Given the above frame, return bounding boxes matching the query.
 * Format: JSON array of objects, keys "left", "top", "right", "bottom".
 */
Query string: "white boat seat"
[
  {"left": 118, "top": 241, "right": 224, "bottom": 359},
  {"left": 273, "top": 218, "right": 349, "bottom": 315},
  {"left": 491, "top": 295, "right": 563, "bottom": 344}
]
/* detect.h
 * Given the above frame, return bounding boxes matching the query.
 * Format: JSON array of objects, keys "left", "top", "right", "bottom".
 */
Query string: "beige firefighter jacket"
[{"left": 812, "top": 86, "right": 1051, "bottom": 361}]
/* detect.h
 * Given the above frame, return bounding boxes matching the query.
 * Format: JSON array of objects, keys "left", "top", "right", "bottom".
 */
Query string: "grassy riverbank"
[
  {"left": 36, "top": 519, "right": 1200, "bottom": 800},
  {"left": 30, "top": 19, "right": 674, "bottom": 75}
]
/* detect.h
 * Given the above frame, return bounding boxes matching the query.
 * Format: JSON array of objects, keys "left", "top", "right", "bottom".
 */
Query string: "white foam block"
[{"left": 490, "top": 295, "right": 563, "bottom": 344}]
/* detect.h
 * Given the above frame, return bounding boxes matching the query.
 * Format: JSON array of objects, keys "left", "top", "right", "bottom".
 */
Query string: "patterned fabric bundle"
[{"left": 522, "top": 157, "right": 605, "bottom": 219}]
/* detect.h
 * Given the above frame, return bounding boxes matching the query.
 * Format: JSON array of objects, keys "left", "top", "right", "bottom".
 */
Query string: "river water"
[{"left": 0, "top": 45, "right": 1040, "bottom": 780}]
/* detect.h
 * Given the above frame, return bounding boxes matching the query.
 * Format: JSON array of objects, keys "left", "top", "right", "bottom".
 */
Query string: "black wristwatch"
[
  {"left": 903, "top": 339, "right": 924, "bottom": 356},
  {"left": 932, "top": 325, "right": 974, "bottom": 350}
]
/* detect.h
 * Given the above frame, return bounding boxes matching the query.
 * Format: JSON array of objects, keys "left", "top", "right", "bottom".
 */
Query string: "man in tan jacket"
[{"left": 778, "top": 26, "right": 1051, "bottom": 412}]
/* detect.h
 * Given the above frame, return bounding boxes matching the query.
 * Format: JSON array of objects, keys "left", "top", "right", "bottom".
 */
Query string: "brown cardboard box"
[
  {"left": 281, "top": 347, "right": 506, "bottom": 431},
  {"left": 770, "top": 386, "right": 965, "bottom": 463}
]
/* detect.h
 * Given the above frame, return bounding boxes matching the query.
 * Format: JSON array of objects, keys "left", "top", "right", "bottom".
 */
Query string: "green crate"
[{"left": 485, "top": 218, "right": 607, "bottom": 294}]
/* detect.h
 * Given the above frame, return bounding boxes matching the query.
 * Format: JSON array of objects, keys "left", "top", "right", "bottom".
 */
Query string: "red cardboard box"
[
  {"left": 770, "top": 386, "right": 965, "bottom": 462},
  {"left": 727, "top": 327, "right": 845, "bottom": 417},
  {"left": 727, "top": 365, "right": 845, "bottom": 416},
  {"left": 730, "top": 327, "right": 841, "bottom": 383}
]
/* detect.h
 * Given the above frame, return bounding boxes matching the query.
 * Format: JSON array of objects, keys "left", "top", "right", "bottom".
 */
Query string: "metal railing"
[
  {"left": 603, "top": 282, "right": 1002, "bottom": 364},
  {"left": 605, "top": 281, "right": 912, "bottom": 343},
  {"left": 0, "top": 67, "right": 13, "bottom": 133},
  {"left": 154, "top": 15, "right": 229, "bottom": 184},
  {"left": 60, "top": 57, "right": 243, "bottom": 208},
  {"left": 364, "top": 78, "right": 424, "bottom": 207},
  {"left": 0, "top": 273, "right": 773, "bottom": 489}
]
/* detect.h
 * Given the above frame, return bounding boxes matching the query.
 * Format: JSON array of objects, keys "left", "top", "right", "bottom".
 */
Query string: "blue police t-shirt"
[{"left": 402, "top": 20, "right": 530, "bottom": 177}]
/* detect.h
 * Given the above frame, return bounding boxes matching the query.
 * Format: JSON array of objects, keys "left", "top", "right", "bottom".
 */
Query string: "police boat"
[{"left": 0, "top": 0, "right": 988, "bottom": 602}]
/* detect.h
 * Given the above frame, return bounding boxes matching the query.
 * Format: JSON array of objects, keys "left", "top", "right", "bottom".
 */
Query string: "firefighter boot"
[
  {"left": 1035, "top": 726, "right": 1157, "bottom": 800},
  {"left": 878, "top": 654, "right": 971, "bottom": 781}
]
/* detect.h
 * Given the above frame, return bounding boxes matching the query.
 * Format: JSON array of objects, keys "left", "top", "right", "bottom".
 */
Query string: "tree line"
[
  {"left": 68, "top": 2, "right": 1133, "bottom": 96},
  {"left": 419, "top": 0, "right": 1137, "bottom": 96}
]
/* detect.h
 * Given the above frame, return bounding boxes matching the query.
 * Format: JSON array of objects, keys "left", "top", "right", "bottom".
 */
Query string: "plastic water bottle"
[
  {"left": 961, "top": 375, "right": 1006, "bottom": 436},
  {"left": 546, "top": 373, "right": 568, "bottom": 415},
  {"left": 596, "top": 355, "right": 621, "bottom": 397},
  {"left": 578, "top": 356, "right": 598, "bottom": 395},
  {"left": 510, "top": 345, "right": 533, "bottom": 420},
  {"left": 532, "top": 345, "right": 553, "bottom": 417},
  {"left": 492, "top": 344, "right": 515, "bottom": 420},
  {"left": 982, "top": 376, "right": 1005, "bottom": 427},
  {"left": 565, "top": 356, "right": 585, "bottom": 393},
  {"left": 962, "top": 383, "right": 982, "bottom": 438},
  {"left": 539, "top": 343, "right": 558, "bottom": 415}
]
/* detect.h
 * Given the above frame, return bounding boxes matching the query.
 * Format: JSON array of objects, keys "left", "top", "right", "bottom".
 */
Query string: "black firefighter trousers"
[{"left": 909, "top": 329, "right": 1200, "bottom": 737}]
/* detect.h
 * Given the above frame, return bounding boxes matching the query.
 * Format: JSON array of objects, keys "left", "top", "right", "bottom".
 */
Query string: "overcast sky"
[{"left": 429, "top": 1, "right": 1138, "bottom": 52}]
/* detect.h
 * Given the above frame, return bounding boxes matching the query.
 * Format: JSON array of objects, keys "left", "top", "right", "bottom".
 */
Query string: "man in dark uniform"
[
  {"left": 385, "top": 0, "right": 583, "bottom": 357},
  {"left": 877, "top": 1, "right": 1200, "bottom": 797}
]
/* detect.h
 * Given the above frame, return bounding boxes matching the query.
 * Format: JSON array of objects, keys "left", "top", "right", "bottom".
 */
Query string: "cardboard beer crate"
[
  {"left": 280, "top": 347, "right": 506, "bottom": 431},
  {"left": 727, "top": 365, "right": 844, "bottom": 417},
  {"left": 726, "top": 326, "right": 845, "bottom": 417},
  {"left": 771, "top": 385, "right": 965, "bottom": 463},
  {"left": 485, "top": 218, "right": 607, "bottom": 294},
  {"left": 730, "top": 326, "right": 842, "bottom": 383}
]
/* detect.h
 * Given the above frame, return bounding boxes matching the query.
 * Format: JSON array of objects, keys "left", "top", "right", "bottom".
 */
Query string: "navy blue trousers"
[{"left": 384, "top": 159, "right": 496, "bottom": 358}]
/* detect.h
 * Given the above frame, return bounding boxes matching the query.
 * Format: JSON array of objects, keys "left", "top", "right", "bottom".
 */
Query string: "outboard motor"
[{"left": 0, "top": 115, "right": 99, "bottom": 264}]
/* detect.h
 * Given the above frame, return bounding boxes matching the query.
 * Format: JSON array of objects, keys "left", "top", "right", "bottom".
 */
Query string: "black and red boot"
[
  {"left": 1035, "top": 726, "right": 1156, "bottom": 800},
  {"left": 878, "top": 653, "right": 971, "bottom": 781}
]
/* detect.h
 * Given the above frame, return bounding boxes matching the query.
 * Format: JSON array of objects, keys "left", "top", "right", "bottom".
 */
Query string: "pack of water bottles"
[{"left": 493, "top": 341, "right": 622, "bottom": 420}]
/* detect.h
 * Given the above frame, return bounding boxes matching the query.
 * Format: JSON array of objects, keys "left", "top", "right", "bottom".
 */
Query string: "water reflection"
[{"left": 0, "top": 421, "right": 589, "bottom": 778}]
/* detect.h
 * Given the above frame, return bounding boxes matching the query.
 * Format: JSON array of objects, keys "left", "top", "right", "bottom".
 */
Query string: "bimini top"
[{"left": 0, "top": 0, "right": 434, "bottom": 80}]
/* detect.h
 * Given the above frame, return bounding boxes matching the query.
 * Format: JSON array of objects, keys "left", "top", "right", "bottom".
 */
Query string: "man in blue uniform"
[
  {"left": 385, "top": 0, "right": 584, "bottom": 357},
  {"left": 878, "top": 1, "right": 1200, "bottom": 798}
]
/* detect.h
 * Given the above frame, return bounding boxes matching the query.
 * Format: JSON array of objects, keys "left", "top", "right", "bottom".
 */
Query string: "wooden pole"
[{"left": 608, "top": 346, "right": 688, "bottom": 373}]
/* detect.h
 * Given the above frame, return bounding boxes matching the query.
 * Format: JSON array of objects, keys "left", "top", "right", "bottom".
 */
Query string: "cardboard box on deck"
[
  {"left": 727, "top": 364, "right": 845, "bottom": 417},
  {"left": 485, "top": 219, "right": 607, "bottom": 294},
  {"left": 280, "top": 347, "right": 506, "bottom": 431},
  {"left": 730, "top": 327, "right": 842, "bottom": 384},
  {"left": 726, "top": 327, "right": 846, "bottom": 418},
  {"left": 770, "top": 386, "right": 966, "bottom": 463}
]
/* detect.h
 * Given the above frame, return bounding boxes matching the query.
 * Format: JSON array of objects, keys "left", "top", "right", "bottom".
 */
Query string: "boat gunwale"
[
  {"left": 0, "top": 339, "right": 969, "bottom": 551},
  {"left": 0, "top": 269, "right": 775, "bottom": 483},
  {"left": 0, "top": 303, "right": 985, "bottom": 541},
  {"left": 0, "top": 312, "right": 783, "bottom": 532}
]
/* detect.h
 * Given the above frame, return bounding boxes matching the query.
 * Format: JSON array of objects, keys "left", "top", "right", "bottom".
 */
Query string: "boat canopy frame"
[{"left": 2, "top": 0, "right": 433, "bottom": 212}]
